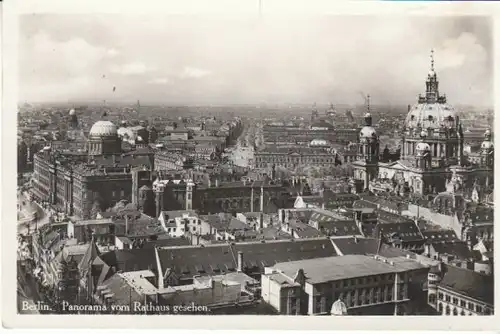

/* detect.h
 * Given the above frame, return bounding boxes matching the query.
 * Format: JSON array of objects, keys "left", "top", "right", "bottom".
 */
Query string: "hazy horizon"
[{"left": 19, "top": 15, "right": 493, "bottom": 107}]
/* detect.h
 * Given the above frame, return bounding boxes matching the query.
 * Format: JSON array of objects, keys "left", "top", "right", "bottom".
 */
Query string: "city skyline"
[{"left": 19, "top": 15, "right": 493, "bottom": 106}]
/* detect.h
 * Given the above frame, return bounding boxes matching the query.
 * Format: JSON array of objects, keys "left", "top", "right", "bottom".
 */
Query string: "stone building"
[
  {"left": 261, "top": 255, "right": 428, "bottom": 315},
  {"left": 427, "top": 263, "right": 493, "bottom": 315},
  {"left": 31, "top": 119, "right": 155, "bottom": 219},
  {"left": 352, "top": 51, "right": 494, "bottom": 196}
]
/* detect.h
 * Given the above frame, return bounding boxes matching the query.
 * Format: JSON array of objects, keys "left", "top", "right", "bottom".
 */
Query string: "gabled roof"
[
  {"left": 78, "top": 238, "right": 101, "bottom": 272},
  {"left": 438, "top": 264, "right": 494, "bottom": 305},
  {"left": 430, "top": 241, "right": 474, "bottom": 260},
  {"left": 331, "top": 237, "right": 413, "bottom": 258},
  {"left": 155, "top": 238, "right": 337, "bottom": 279}
]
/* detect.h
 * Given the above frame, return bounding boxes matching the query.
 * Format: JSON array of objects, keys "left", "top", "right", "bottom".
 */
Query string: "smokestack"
[
  {"left": 407, "top": 104, "right": 411, "bottom": 112},
  {"left": 208, "top": 178, "right": 211, "bottom": 188},
  {"left": 216, "top": 179, "right": 219, "bottom": 187},
  {"left": 260, "top": 212, "right": 264, "bottom": 230},
  {"left": 237, "top": 251, "right": 244, "bottom": 272},
  {"left": 291, "top": 228, "right": 295, "bottom": 239},
  {"left": 250, "top": 188, "right": 254, "bottom": 212}
]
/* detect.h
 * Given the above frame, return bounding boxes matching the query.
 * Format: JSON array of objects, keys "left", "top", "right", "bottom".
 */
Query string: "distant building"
[{"left": 352, "top": 52, "right": 494, "bottom": 196}]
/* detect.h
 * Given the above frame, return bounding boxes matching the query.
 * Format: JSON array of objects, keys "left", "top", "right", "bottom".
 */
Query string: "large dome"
[
  {"left": 89, "top": 120, "right": 118, "bottom": 138},
  {"left": 405, "top": 103, "right": 457, "bottom": 130}
]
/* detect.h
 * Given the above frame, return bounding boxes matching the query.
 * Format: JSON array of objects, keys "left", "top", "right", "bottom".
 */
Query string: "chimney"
[
  {"left": 216, "top": 179, "right": 219, "bottom": 187},
  {"left": 291, "top": 228, "right": 295, "bottom": 239},
  {"left": 259, "top": 212, "right": 264, "bottom": 230},
  {"left": 208, "top": 178, "right": 211, "bottom": 188},
  {"left": 237, "top": 251, "right": 244, "bottom": 272},
  {"left": 125, "top": 215, "right": 129, "bottom": 235},
  {"left": 250, "top": 188, "right": 254, "bottom": 212}
]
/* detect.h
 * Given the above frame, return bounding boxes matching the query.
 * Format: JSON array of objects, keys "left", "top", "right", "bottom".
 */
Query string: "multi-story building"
[
  {"left": 428, "top": 264, "right": 493, "bottom": 315},
  {"left": 254, "top": 146, "right": 341, "bottom": 169},
  {"left": 263, "top": 125, "right": 359, "bottom": 146},
  {"left": 261, "top": 254, "right": 428, "bottom": 315},
  {"left": 31, "top": 120, "right": 155, "bottom": 219},
  {"left": 154, "top": 151, "right": 187, "bottom": 171}
]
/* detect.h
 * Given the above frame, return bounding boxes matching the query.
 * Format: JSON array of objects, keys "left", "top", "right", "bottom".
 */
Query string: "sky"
[{"left": 18, "top": 15, "right": 493, "bottom": 106}]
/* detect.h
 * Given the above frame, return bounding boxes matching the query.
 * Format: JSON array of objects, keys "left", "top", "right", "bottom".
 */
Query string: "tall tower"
[
  {"left": 311, "top": 102, "right": 319, "bottom": 122},
  {"left": 185, "top": 180, "right": 194, "bottom": 210},
  {"left": 480, "top": 129, "right": 494, "bottom": 168},
  {"left": 154, "top": 182, "right": 165, "bottom": 219},
  {"left": 425, "top": 49, "right": 440, "bottom": 103},
  {"left": 353, "top": 95, "right": 380, "bottom": 190},
  {"left": 402, "top": 50, "right": 461, "bottom": 166}
]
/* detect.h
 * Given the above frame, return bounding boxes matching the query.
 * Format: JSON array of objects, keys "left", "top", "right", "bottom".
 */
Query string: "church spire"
[
  {"left": 430, "top": 49, "right": 435, "bottom": 73},
  {"left": 425, "top": 49, "right": 442, "bottom": 103}
]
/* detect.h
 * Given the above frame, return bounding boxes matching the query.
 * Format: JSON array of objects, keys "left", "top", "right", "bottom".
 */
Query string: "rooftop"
[
  {"left": 272, "top": 254, "right": 424, "bottom": 284},
  {"left": 439, "top": 264, "right": 494, "bottom": 305}
]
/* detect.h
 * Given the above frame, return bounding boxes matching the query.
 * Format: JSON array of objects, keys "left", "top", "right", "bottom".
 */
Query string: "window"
[
  {"left": 453, "top": 308, "right": 458, "bottom": 316},
  {"left": 445, "top": 305, "right": 451, "bottom": 315},
  {"left": 476, "top": 305, "right": 483, "bottom": 313},
  {"left": 112, "top": 191, "right": 116, "bottom": 198},
  {"left": 452, "top": 297, "right": 458, "bottom": 305},
  {"left": 445, "top": 295, "right": 451, "bottom": 302},
  {"left": 120, "top": 190, "right": 125, "bottom": 197},
  {"left": 460, "top": 300, "right": 466, "bottom": 307},
  {"left": 468, "top": 302, "right": 474, "bottom": 311},
  {"left": 192, "top": 226, "right": 196, "bottom": 232}
]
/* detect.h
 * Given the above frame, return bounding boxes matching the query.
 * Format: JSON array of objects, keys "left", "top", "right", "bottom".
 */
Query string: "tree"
[{"left": 382, "top": 146, "right": 390, "bottom": 162}]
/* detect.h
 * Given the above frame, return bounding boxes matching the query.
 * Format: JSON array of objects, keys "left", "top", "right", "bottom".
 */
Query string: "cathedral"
[{"left": 352, "top": 51, "right": 494, "bottom": 200}]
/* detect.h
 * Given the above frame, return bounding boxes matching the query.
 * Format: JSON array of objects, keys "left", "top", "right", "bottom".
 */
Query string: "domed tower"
[
  {"left": 311, "top": 102, "right": 319, "bottom": 122},
  {"left": 87, "top": 120, "right": 121, "bottom": 156},
  {"left": 402, "top": 50, "right": 463, "bottom": 166},
  {"left": 480, "top": 129, "right": 494, "bottom": 168},
  {"left": 69, "top": 109, "right": 78, "bottom": 129},
  {"left": 415, "top": 131, "right": 432, "bottom": 170},
  {"left": 358, "top": 101, "right": 379, "bottom": 164}
]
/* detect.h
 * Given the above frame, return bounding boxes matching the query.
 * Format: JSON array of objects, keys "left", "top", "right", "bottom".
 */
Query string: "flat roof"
[{"left": 272, "top": 254, "right": 424, "bottom": 284}]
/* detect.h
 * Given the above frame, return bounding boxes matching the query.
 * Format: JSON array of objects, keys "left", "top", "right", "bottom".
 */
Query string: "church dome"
[
  {"left": 69, "top": 109, "right": 76, "bottom": 116},
  {"left": 481, "top": 141, "right": 493, "bottom": 150},
  {"left": 416, "top": 142, "right": 431, "bottom": 153},
  {"left": 481, "top": 129, "right": 493, "bottom": 150},
  {"left": 360, "top": 126, "right": 377, "bottom": 139},
  {"left": 89, "top": 120, "right": 118, "bottom": 138},
  {"left": 405, "top": 103, "right": 457, "bottom": 130},
  {"left": 330, "top": 299, "right": 347, "bottom": 315}
]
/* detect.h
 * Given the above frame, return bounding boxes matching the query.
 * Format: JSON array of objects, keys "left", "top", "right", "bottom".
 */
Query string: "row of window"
[
  {"left": 437, "top": 292, "right": 485, "bottom": 313},
  {"left": 437, "top": 303, "right": 491, "bottom": 315}
]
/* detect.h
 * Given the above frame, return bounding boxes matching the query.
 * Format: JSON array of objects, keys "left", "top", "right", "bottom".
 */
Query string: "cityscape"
[{"left": 16, "top": 15, "right": 494, "bottom": 316}]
